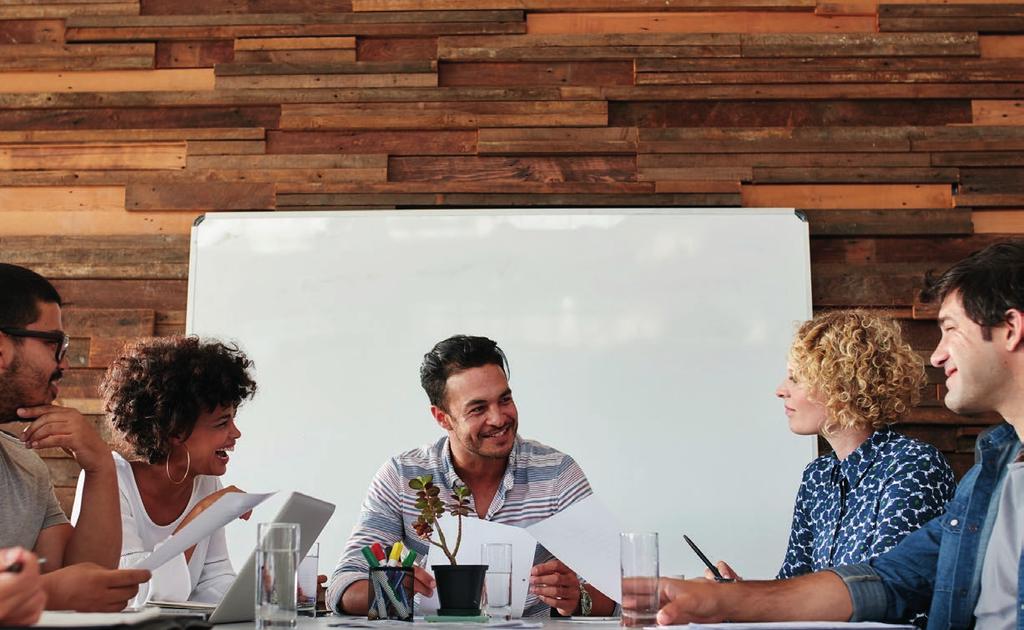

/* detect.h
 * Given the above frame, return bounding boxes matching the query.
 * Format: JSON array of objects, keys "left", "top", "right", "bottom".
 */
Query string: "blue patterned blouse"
[{"left": 777, "top": 427, "right": 956, "bottom": 580}]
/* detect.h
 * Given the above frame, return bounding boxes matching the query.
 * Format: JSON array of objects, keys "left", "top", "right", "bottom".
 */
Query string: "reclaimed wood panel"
[
  {"left": 0, "top": 186, "right": 124, "bottom": 211},
  {"left": 0, "top": 107, "right": 279, "bottom": 130},
  {"left": 0, "top": 234, "right": 189, "bottom": 278},
  {"left": 156, "top": 40, "right": 234, "bottom": 68},
  {"left": 266, "top": 129, "right": 477, "bottom": 154},
  {"left": 478, "top": 127, "right": 638, "bottom": 153},
  {"left": 972, "top": 99, "right": 1024, "bottom": 124},
  {"left": 741, "top": 183, "right": 954, "bottom": 208},
  {"left": 280, "top": 101, "right": 607, "bottom": 129},
  {"left": 0, "top": 69, "right": 215, "bottom": 93},
  {"left": 234, "top": 36, "right": 356, "bottom": 63},
  {"left": 0, "top": 43, "right": 154, "bottom": 70},
  {"left": 142, "top": 0, "right": 352, "bottom": 13},
  {"left": 0, "top": 143, "right": 186, "bottom": 170},
  {"left": 0, "top": 209, "right": 199, "bottom": 235},
  {"left": 388, "top": 155, "right": 638, "bottom": 183},
  {"left": 973, "top": 209, "right": 1024, "bottom": 231},
  {"left": 438, "top": 33, "right": 742, "bottom": 60},
  {"left": 356, "top": 37, "right": 436, "bottom": 61},
  {"left": 803, "top": 208, "right": 973, "bottom": 235},
  {"left": 638, "top": 126, "right": 912, "bottom": 153},
  {"left": 0, "top": 19, "right": 64, "bottom": 44},
  {"left": 125, "top": 182, "right": 275, "bottom": 210},
  {"left": 740, "top": 32, "right": 979, "bottom": 56},
  {"left": 610, "top": 100, "right": 973, "bottom": 127},
  {"left": 438, "top": 61, "right": 633, "bottom": 86},
  {"left": 980, "top": 34, "right": 1024, "bottom": 56},
  {"left": 354, "top": 0, "right": 816, "bottom": 9},
  {"left": 526, "top": 12, "right": 877, "bottom": 33},
  {"left": 0, "top": 3, "right": 138, "bottom": 19}
]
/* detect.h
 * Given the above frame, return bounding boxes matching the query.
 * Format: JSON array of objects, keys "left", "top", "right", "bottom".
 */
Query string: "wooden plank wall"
[{"left": 0, "top": 0, "right": 1021, "bottom": 513}]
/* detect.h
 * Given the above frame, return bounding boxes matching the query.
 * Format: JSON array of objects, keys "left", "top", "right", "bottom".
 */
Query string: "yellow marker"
[{"left": 388, "top": 541, "right": 404, "bottom": 566}]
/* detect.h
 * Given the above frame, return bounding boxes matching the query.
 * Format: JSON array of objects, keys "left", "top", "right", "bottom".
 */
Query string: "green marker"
[
  {"left": 402, "top": 549, "right": 417, "bottom": 568},
  {"left": 362, "top": 546, "right": 382, "bottom": 568}
]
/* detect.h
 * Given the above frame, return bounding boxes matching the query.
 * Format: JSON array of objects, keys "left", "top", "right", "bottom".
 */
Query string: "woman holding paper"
[
  {"left": 71, "top": 336, "right": 257, "bottom": 603},
  {"left": 710, "top": 310, "right": 955, "bottom": 582}
]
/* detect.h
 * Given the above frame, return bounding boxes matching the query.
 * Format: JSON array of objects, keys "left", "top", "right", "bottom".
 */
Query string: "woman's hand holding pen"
[{"left": 703, "top": 561, "right": 741, "bottom": 582}]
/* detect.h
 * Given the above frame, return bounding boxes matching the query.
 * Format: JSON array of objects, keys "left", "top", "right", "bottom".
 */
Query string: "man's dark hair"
[
  {"left": 420, "top": 335, "right": 509, "bottom": 411},
  {"left": 0, "top": 263, "right": 62, "bottom": 328},
  {"left": 921, "top": 239, "right": 1024, "bottom": 335},
  {"left": 101, "top": 336, "right": 257, "bottom": 464}
]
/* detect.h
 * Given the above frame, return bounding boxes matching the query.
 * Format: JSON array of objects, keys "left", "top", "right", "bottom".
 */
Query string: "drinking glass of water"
[
  {"left": 620, "top": 532, "right": 659, "bottom": 627},
  {"left": 482, "top": 543, "right": 513, "bottom": 620},
  {"left": 256, "top": 522, "right": 300, "bottom": 630}
]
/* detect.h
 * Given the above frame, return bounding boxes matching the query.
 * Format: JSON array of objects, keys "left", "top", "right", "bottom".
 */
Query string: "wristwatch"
[{"left": 577, "top": 583, "right": 593, "bottom": 616}]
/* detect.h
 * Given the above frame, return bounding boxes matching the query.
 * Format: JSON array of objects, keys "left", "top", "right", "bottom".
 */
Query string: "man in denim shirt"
[{"left": 649, "top": 240, "right": 1024, "bottom": 630}]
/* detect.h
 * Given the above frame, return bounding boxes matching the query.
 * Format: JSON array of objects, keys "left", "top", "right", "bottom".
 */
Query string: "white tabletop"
[{"left": 216, "top": 616, "right": 622, "bottom": 630}]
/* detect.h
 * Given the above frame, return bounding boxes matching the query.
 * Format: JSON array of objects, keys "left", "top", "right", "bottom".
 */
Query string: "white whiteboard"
[{"left": 187, "top": 208, "right": 815, "bottom": 586}]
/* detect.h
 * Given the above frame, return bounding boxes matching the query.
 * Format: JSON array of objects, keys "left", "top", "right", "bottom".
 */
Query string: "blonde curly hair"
[{"left": 789, "top": 310, "right": 925, "bottom": 436}]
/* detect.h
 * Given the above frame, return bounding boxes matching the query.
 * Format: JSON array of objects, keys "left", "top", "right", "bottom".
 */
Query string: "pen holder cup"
[{"left": 368, "top": 567, "right": 414, "bottom": 621}]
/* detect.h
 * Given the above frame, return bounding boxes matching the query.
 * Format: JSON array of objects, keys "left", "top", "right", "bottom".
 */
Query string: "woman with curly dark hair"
[{"left": 71, "top": 336, "right": 257, "bottom": 604}]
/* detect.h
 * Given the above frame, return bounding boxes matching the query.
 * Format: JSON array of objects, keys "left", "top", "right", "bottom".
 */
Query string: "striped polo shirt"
[{"left": 327, "top": 435, "right": 593, "bottom": 616}]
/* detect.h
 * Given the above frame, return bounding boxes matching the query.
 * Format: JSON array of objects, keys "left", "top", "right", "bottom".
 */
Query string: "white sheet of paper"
[
  {"left": 525, "top": 495, "right": 623, "bottom": 603},
  {"left": 33, "top": 609, "right": 162, "bottom": 627},
  {"left": 136, "top": 491, "right": 275, "bottom": 571},
  {"left": 420, "top": 517, "right": 537, "bottom": 618}
]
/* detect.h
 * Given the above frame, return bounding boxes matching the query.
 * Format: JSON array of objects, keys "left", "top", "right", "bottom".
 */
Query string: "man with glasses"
[{"left": 0, "top": 263, "right": 150, "bottom": 612}]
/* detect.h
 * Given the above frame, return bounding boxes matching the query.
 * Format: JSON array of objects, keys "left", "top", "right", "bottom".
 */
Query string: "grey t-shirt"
[
  {"left": 974, "top": 460, "right": 1024, "bottom": 630},
  {"left": 0, "top": 429, "right": 69, "bottom": 549}
]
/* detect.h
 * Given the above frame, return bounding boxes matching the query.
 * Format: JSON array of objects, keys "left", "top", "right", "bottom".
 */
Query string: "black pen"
[
  {"left": 683, "top": 535, "right": 733, "bottom": 583},
  {"left": 3, "top": 558, "right": 46, "bottom": 574}
]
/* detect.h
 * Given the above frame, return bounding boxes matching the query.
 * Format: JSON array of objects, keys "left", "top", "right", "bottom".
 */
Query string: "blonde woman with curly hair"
[{"left": 711, "top": 310, "right": 955, "bottom": 583}]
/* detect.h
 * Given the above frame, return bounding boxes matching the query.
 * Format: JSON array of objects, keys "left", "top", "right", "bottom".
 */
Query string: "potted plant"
[{"left": 410, "top": 474, "right": 488, "bottom": 617}]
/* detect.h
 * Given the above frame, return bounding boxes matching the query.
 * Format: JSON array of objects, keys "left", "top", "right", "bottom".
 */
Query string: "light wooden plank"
[
  {"left": 972, "top": 100, "right": 1024, "bottom": 125},
  {"left": 0, "top": 186, "right": 124, "bottom": 212},
  {"left": 741, "top": 183, "right": 953, "bottom": 208},
  {"left": 0, "top": 210, "right": 196, "bottom": 235},
  {"left": 0, "top": 143, "right": 185, "bottom": 170},
  {"left": 186, "top": 140, "right": 266, "bottom": 155},
  {"left": 0, "top": 69, "right": 215, "bottom": 93},
  {"left": 972, "top": 209, "right": 1024, "bottom": 232},
  {"left": 980, "top": 35, "right": 1024, "bottom": 57},
  {"left": 525, "top": 11, "right": 877, "bottom": 34}
]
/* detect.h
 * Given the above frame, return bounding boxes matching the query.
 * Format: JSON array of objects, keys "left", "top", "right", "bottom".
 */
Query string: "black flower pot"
[{"left": 432, "top": 564, "right": 488, "bottom": 616}]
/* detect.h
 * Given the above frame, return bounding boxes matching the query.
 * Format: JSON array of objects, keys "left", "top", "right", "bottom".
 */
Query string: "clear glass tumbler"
[
  {"left": 620, "top": 532, "right": 659, "bottom": 627},
  {"left": 482, "top": 543, "right": 513, "bottom": 620},
  {"left": 256, "top": 522, "right": 300, "bottom": 629},
  {"left": 297, "top": 542, "right": 319, "bottom": 613}
]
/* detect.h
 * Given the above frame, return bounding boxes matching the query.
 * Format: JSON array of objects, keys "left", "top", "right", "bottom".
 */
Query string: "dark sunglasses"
[{"left": 0, "top": 327, "right": 70, "bottom": 363}]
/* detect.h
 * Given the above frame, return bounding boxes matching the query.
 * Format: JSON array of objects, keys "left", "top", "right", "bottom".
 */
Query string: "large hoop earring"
[{"left": 165, "top": 446, "right": 191, "bottom": 485}]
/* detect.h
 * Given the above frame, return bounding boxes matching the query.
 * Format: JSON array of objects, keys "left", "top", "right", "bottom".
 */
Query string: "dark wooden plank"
[
  {"left": 960, "top": 167, "right": 1024, "bottom": 193},
  {"left": 355, "top": 0, "right": 815, "bottom": 10},
  {"left": 638, "top": 127, "right": 911, "bottom": 153},
  {"left": 142, "top": 0, "right": 352, "bottom": 14},
  {"left": 566, "top": 84, "right": 1024, "bottom": 99},
  {"left": 155, "top": 40, "right": 234, "bottom": 68},
  {"left": 813, "top": 262, "right": 930, "bottom": 306},
  {"left": 932, "top": 151, "right": 1024, "bottom": 166},
  {"left": 439, "top": 61, "right": 633, "bottom": 87},
  {"left": 266, "top": 129, "right": 476, "bottom": 154},
  {"left": 389, "top": 155, "right": 638, "bottom": 183},
  {"left": 610, "top": 100, "right": 972, "bottom": 127},
  {"left": 912, "top": 125, "right": 1024, "bottom": 150},
  {"left": 0, "top": 107, "right": 279, "bottom": 130},
  {"left": 752, "top": 166, "right": 960, "bottom": 183},
  {"left": 639, "top": 152, "right": 932, "bottom": 167},
  {"left": 56, "top": 368, "right": 104, "bottom": 399},
  {"left": 0, "top": 19, "right": 64, "bottom": 44},
  {"left": 51, "top": 279, "right": 188, "bottom": 310},
  {"left": 280, "top": 101, "right": 608, "bottom": 129},
  {"left": 899, "top": 425, "right": 958, "bottom": 452},
  {"left": 741, "top": 32, "right": 979, "bottom": 56},
  {"left": 0, "top": 43, "right": 154, "bottom": 70},
  {"left": 234, "top": 48, "right": 357, "bottom": 63},
  {"left": 438, "top": 33, "right": 740, "bottom": 60},
  {"left": 880, "top": 16, "right": 1024, "bottom": 33},
  {"left": 356, "top": 37, "right": 437, "bottom": 61},
  {"left": 214, "top": 60, "right": 435, "bottom": 75},
  {"left": 809, "top": 234, "right": 1012, "bottom": 264},
  {"left": 126, "top": 182, "right": 276, "bottom": 210},
  {"left": 803, "top": 209, "right": 973, "bottom": 235},
  {"left": 279, "top": 190, "right": 738, "bottom": 206}
]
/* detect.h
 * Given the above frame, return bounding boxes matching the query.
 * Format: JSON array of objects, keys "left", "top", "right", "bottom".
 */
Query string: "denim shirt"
[
  {"left": 779, "top": 428, "right": 955, "bottom": 579},
  {"left": 830, "top": 422, "right": 1024, "bottom": 630}
]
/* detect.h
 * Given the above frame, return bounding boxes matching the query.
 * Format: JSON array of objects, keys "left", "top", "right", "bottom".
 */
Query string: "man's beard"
[{"left": 0, "top": 353, "right": 61, "bottom": 424}]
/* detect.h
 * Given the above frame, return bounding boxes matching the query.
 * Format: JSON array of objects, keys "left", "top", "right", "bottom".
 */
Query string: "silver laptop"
[{"left": 199, "top": 491, "right": 335, "bottom": 624}]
